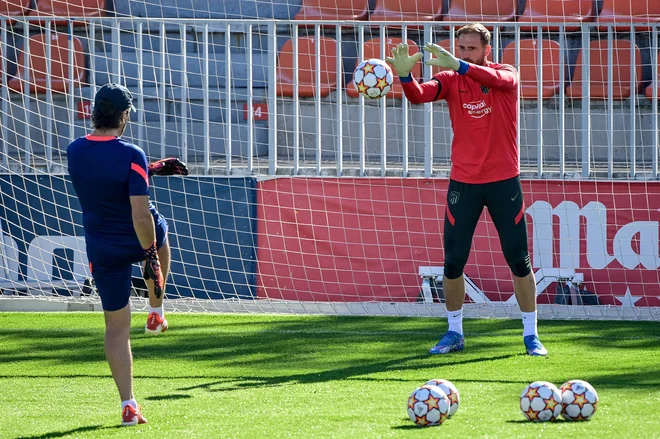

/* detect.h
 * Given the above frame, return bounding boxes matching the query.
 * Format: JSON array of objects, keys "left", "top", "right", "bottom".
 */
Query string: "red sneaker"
[
  {"left": 122, "top": 404, "right": 148, "bottom": 426},
  {"left": 145, "top": 312, "right": 168, "bottom": 335}
]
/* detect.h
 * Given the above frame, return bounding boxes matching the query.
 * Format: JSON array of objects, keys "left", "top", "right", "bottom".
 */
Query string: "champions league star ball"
[
  {"left": 424, "top": 379, "right": 460, "bottom": 418},
  {"left": 520, "top": 381, "right": 563, "bottom": 422},
  {"left": 352, "top": 59, "right": 394, "bottom": 99},
  {"left": 560, "top": 380, "right": 599, "bottom": 421},
  {"left": 407, "top": 385, "right": 451, "bottom": 427}
]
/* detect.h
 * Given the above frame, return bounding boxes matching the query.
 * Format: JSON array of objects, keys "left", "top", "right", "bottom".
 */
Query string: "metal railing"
[{"left": 0, "top": 17, "right": 658, "bottom": 179}]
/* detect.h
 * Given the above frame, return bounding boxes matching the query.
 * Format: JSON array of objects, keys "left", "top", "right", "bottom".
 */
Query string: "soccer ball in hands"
[
  {"left": 407, "top": 385, "right": 451, "bottom": 427},
  {"left": 424, "top": 379, "right": 460, "bottom": 418},
  {"left": 560, "top": 380, "right": 599, "bottom": 421},
  {"left": 520, "top": 381, "right": 563, "bottom": 422},
  {"left": 352, "top": 59, "right": 394, "bottom": 99}
]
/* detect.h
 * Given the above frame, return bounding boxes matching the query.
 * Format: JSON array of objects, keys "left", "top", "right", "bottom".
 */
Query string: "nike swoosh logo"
[{"left": 511, "top": 193, "right": 519, "bottom": 201}]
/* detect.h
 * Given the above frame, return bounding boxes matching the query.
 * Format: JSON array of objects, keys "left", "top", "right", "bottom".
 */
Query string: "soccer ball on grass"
[
  {"left": 407, "top": 385, "right": 451, "bottom": 427},
  {"left": 424, "top": 379, "right": 460, "bottom": 418},
  {"left": 560, "top": 379, "right": 599, "bottom": 421},
  {"left": 520, "top": 381, "right": 562, "bottom": 422}
]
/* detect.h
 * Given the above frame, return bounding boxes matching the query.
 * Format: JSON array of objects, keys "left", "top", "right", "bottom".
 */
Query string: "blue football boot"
[
  {"left": 429, "top": 330, "right": 465, "bottom": 355},
  {"left": 524, "top": 334, "right": 548, "bottom": 356}
]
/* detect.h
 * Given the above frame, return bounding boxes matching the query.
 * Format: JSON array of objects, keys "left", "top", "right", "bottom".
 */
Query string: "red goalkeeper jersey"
[{"left": 401, "top": 61, "right": 519, "bottom": 184}]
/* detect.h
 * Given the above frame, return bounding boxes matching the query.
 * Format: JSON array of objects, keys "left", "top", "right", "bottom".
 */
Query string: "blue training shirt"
[{"left": 67, "top": 135, "right": 159, "bottom": 250}]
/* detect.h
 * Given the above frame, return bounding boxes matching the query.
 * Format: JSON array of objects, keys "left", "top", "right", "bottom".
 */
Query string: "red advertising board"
[{"left": 257, "top": 178, "right": 660, "bottom": 307}]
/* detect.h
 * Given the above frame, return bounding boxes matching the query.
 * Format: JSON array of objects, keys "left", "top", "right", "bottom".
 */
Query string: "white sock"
[
  {"left": 149, "top": 306, "right": 163, "bottom": 318},
  {"left": 122, "top": 399, "right": 137, "bottom": 411},
  {"left": 447, "top": 308, "right": 464, "bottom": 335},
  {"left": 521, "top": 311, "right": 538, "bottom": 337}
]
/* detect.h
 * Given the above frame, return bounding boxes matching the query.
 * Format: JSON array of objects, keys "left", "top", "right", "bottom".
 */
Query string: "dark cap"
[{"left": 94, "top": 83, "right": 136, "bottom": 113}]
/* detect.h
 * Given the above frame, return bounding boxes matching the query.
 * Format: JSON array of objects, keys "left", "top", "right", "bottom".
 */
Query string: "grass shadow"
[
  {"left": 145, "top": 393, "right": 192, "bottom": 401},
  {"left": 177, "top": 352, "right": 521, "bottom": 393},
  {"left": 17, "top": 424, "right": 113, "bottom": 439}
]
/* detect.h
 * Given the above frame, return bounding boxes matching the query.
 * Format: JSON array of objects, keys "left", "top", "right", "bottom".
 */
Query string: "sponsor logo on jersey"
[{"left": 462, "top": 100, "right": 492, "bottom": 119}]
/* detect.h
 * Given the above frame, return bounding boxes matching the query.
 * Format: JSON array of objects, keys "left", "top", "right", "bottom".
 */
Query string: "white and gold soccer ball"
[
  {"left": 407, "top": 385, "right": 451, "bottom": 427},
  {"left": 424, "top": 379, "right": 460, "bottom": 418},
  {"left": 352, "top": 59, "right": 394, "bottom": 99},
  {"left": 520, "top": 381, "right": 562, "bottom": 422},
  {"left": 560, "top": 379, "right": 599, "bottom": 421}
]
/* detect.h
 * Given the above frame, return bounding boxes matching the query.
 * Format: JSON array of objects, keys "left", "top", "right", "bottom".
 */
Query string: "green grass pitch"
[{"left": 1, "top": 313, "right": 659, "bottom": 438}]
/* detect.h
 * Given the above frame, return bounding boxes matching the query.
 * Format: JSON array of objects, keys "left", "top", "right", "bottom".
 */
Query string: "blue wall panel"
[{"left": 0, "top": 175, "right": 257, "bottom": 300}]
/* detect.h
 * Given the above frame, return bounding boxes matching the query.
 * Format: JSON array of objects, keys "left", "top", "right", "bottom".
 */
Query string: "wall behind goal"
[
  {"left": 257, "top": 178, "right": 660, "bottom": 307},
  {"left": 0, "top": 175, "right": 258, "bottom": 300},
  {"left": 2, "top": 175, "right": 659, "bottom": 307}
]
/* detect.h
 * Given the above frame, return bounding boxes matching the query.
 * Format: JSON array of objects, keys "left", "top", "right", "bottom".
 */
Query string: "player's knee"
[
  {"left": 508, "top": 252, "right": 532, "bottom": 278},
  {"left": 443, "top": 261, "right": 465, "bottom": 280}
]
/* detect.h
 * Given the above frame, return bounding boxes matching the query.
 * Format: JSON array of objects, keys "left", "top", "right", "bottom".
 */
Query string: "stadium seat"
[
  {"left": 645, "top": 52, "right": 660, "bottom": 100},
  {"left": 566, "top": 40, "right": 642, "bottom": 100},
  {"left": 346, "top": 38, "right": 421, "bottom": 99},
  {"left": 598, "top": 0, "right": 660, "bottom": 31},
  {"left": 444, "top": 0, "right": 517, "bottom": 25},
  {"left": 502, "top": 39, "right": 562, "bottom": 100},
  {"left": 30, "top": 0, "right": 106, "bottom": 25},
  {"left": 0, "top": 0, "right": 31, "bottom": 19},
  {"left": 517, "top": 0, "right": 595, "bottom": 32},
  {"left": 368, "top": 0, "right": 444, "bottom": 23},
  {"left": 7, "top": 33, "right": 86, "bottom": 94},
  {"left": 293, "top": 0, "right": 369, "bottom": 22},
  {"left": 276, "top": 37, "right": 338, "bottom": 98}
]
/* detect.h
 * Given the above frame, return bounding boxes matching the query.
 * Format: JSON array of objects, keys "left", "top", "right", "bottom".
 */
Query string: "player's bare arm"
[
  {"left": 130, "top": 195, "right": 157, "bottom": 249},
  {"left": 130, "top": 195, "right": 164, "bottom": 298}
]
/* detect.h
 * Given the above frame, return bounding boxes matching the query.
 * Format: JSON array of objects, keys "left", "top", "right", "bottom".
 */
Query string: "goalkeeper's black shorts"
[{"left": 443, "top": 175, "right": 529, "bottom": 270}]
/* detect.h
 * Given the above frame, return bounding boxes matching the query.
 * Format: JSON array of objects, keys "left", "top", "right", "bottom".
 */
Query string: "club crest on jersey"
[
  {"left": 449, "top": 191, "right": 460, "bottom": 205},
  {"left": 481, "top": 85, "right": 490, "bottom": 95}
]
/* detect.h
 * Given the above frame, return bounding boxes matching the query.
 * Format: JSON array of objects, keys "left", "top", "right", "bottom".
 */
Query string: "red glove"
[
  {"left": 143, "top": 242, "right": 164, "bottom": 298},
  {"left": 148, "top": 157, "right": 189, "bottom": 177}
]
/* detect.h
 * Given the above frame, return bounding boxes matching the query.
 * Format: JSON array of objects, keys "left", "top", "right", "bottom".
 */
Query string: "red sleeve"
[
  {"left": 129, "top": 149, "right": 150, "bottom": 196},
  {"left": 400, "top": 72, "right": 456, "bottom": 104},
  {"left": 464, "top": 63, "right": 518, "bottom": 91}
]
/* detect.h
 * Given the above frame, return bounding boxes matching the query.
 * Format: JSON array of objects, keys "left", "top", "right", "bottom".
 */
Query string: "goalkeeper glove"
[
  {"left": 148, "top": 157, "right": 189, "bottom": 177},
  {"left": 423, "top": 42, "right": 461, "bottom": 71},
  {"left": 385, "top": 43, "right": 423, "bottom": 78},
  {"left": 143, "top": 242, "right": 164, "bottom": 299}
]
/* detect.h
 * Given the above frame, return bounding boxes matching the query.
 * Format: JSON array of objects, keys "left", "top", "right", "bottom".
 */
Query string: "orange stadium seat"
[
  {"left": 518, "top": 0, "right": 595, "bottom": 31},
  {"left": 598, "top": 0, "right": 660, "bottom": 31},
  {"left": 368, "top": 0, "right": 444, "bottom": 23},
  {"left": 444, "top": 0, "right": 517, "bottom": 25},
  {"left": 346, "top": 38, "right": 421, "bottom": 99},
  {"left": 30, "top": 0, "right": 106, "bottom": 25},
  {"left": 646, "top": 52, "right": 660, "bottom": 100},
  {"left": 502, "top": 39, "right": 562, "bottom": 100},
  {"left": 566, "top": 40, "right": 642, "bottom": 100},
  {"left": 0, "top": 0, "right": 31, "bottom": 18},
  {"left": 293, "top": 0, "right": 369, "bottom": 22},
  {"left": 8, "top": 33, "right": 86, "bottom": 94},
  {"left": 276, "top": 37, "right": 338, "bottom": 98}
]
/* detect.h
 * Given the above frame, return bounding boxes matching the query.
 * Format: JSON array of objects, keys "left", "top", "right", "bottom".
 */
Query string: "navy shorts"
[{"left": 88, "top": 215, "right": 168, "bottom": 311}]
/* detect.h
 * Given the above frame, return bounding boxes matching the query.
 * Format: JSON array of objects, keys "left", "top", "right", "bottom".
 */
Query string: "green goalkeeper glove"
[
  {"left": 423, "top": 42, "right": 461, "bottom": 71},
  {"left": 385, "top": 43, "right": 423, "bottom": 78}
]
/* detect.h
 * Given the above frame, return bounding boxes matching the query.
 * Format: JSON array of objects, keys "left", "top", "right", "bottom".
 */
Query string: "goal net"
[{"left": 1, "top": 0, "right": 659, "bottom": 320}]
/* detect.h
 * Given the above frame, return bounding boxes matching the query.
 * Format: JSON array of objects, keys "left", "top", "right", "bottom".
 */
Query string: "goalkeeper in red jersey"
[
  {"left": 67, "top": 83, "right": 188, "bottom": 425},
  {"left": 386, "top": 23, "right": 547, "bottom": 357}
]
